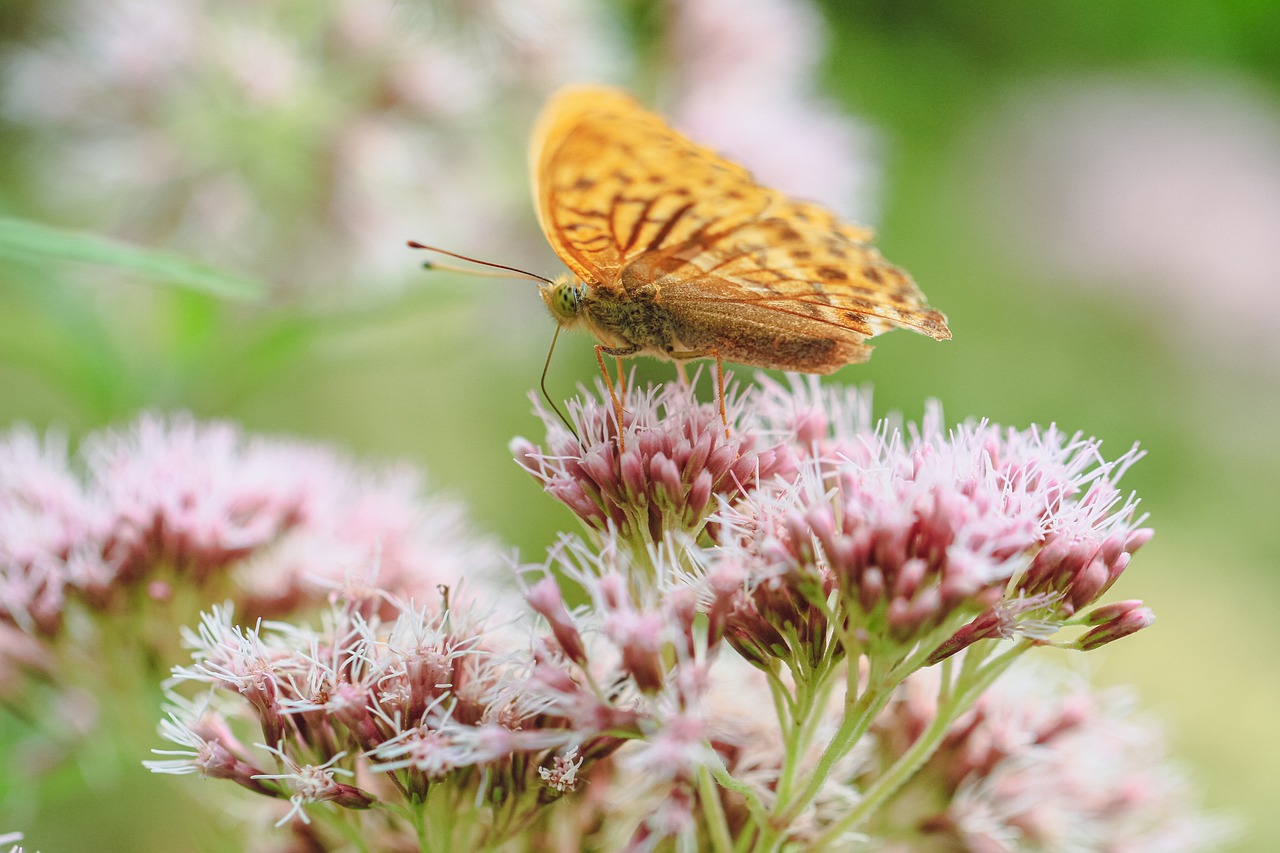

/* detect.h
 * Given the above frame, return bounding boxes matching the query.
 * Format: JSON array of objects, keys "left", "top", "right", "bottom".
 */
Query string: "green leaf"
[{"left": 0, "top": 216, "right": 265, "bottom": 301}]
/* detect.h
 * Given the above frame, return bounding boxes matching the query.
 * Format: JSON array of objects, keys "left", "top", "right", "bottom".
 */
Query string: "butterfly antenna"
[
  {"left": 407, "top": 241, "right": 553, "bottom": 284},
  {"left": 540, "top": 324, "right": 580, "bottom": 441}
]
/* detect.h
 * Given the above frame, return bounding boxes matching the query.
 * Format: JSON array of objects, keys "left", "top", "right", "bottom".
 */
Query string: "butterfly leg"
[
  {"left": 669, "top": 349, "right": 729, "bottom": 440},
  {"left": 595, "top": 343, "right": 639, "bottom": 452},
  {"left": 715, "top": 352, "right": 728, "bottom": 440}
]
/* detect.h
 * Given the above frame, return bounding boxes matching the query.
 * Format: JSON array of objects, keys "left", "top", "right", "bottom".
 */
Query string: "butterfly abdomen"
[{"left": 710, "top": 321, "right": 865, "bottom": 373}]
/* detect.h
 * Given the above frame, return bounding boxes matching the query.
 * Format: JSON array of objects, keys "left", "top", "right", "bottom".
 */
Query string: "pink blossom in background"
[
  {"left": 669, "top": 0, "right": 880, "bottom": 221},
  {"left": 864, "top": 662, "right": 1233, "bottom": 852},
  {"left": 980, "top": 75, "right": 1280, "bottom": 366},
  {"left": 0, "top": 427, "right": 108, "bottom": 635},
  {"left": 0, "top": 0, "right": 622, "bottom": 290},
  {"left": 0, "top": 413, "right": 501, "bottom": 649}
]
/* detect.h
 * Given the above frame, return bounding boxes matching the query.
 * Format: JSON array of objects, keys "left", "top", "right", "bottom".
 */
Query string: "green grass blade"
[{"left": 0, "top": 216, "right": 265, "bottom": 301}]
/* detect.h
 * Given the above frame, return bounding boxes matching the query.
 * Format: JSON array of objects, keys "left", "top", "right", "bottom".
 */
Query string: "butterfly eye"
[{"left": 551, "top": 281, "right": 582, "bottom": 320}]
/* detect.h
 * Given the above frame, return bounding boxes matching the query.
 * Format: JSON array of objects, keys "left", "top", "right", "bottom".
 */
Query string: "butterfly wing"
[{"left": 531, "top": 86, "right": 949, "bottom": 370}]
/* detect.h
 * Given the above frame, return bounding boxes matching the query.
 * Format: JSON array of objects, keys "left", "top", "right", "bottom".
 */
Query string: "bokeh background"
[{"left": 2, "top": 0, "right": 1276, "bottom": 849}]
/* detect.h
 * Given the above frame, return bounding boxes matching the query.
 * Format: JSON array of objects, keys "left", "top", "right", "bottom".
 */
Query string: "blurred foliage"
[{"left": 1, "top": 0, "right": 1276, "bottom": 850}]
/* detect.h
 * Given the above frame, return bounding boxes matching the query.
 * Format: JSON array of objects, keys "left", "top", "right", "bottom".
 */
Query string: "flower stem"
[
  {"left": 778, "top": 653, "right": 893, "bottom": 825},
  {"left": 699, "top": 764, "right": 735, "bottom": 853}
]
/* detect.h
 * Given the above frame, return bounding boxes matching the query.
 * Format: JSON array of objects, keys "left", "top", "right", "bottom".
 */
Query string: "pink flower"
[
  {"left": 713, "top": 386, "right": 1153, "bottom": 670},
  {"left": 3, "top": 413, "right": 495, "bottom": 611},
  {"left": 0, "top": 426, "right": 105, "bottom": 636},
  {"left": 669, "top": 0, "right": 879, "bottom": 220},
  {"left": 0, "top": 411, "right": 502, "bottom": 738}
]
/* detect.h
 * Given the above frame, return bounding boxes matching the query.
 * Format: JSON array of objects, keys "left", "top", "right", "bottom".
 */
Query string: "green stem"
[
  {"left": 773, "top": 656, "right": 893, "bottom": 828},
  {"left": 771, "top": 678, "right": 814, "bottom": 805},
  {"left": 698, "top": 764, "right": 735, "bottom": 853},
  {"left": 708, "top": 753, "right": 769, "bottom": 825}
]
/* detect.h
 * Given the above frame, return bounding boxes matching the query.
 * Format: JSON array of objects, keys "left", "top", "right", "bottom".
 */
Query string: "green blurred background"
[{"left": 2, "top": 0, "right": 1276, "bottom": 849}]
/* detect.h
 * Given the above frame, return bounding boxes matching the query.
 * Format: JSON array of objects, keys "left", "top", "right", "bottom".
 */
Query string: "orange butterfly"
[{"left": 528, "top": 86, "right": 949, "bottom": 446}]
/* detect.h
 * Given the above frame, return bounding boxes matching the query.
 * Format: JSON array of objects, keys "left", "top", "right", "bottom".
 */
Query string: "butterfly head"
[{"left": 540, "top": 274, "right": 588, "bottom": 327}]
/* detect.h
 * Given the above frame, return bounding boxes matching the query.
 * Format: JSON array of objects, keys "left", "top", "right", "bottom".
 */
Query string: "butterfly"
[{"left": 526, "top": 85, "right": 950, "bottom": 447}]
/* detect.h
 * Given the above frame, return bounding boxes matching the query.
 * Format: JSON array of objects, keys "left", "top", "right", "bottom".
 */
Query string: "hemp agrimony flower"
[
  {"left": 713, "top": 396, "right": 1153, "bottom": 677},
  {"left": 0, "top": 412, "right": 501, "bottom": 801},
  {"left": 513, "top": 376, "right": 794, "bottom": 551},
  {"left": 853, "top": 663, "right": 1230, "bottom": 852},
  {"left": 490, "top": 374, "right": 1194, "bottom": 852}
]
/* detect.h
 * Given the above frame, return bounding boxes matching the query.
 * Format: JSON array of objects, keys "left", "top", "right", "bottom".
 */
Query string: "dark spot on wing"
[
  {"left": 818, "top": 267, "right": 848, "bottom": 282},
  {"left": 894, "top": 283, "right": 916, "bottom": 303}
]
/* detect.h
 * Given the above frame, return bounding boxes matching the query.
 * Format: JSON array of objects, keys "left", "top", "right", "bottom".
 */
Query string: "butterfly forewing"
[{"left": 532, "top": 86, "right": 774, "bottom": 290}]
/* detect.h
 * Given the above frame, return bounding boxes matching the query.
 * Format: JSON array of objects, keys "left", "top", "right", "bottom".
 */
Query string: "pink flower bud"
[
  {"left": 1075, "top": 604, "right": 1155, "bottom": 650},
  {"left": 527, "top": 576, "right": 588, "bottom": 665}
]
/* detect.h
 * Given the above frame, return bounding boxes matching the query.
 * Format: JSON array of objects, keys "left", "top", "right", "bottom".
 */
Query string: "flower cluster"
[
  {"left": 749, "top": 379, "right": 1149, "bottom": 667},
  {"left": 149, "top": 542, "right": 735, "bottom": 851},
  {"left": 1, "top": 411, "right": 493, "bottom": 626},
  {"left": 4, "top": 376, "right": 1222, "bottom": 851},
  {"left": 520, "top": 377, "right": 1154, "bottom": 682}
]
